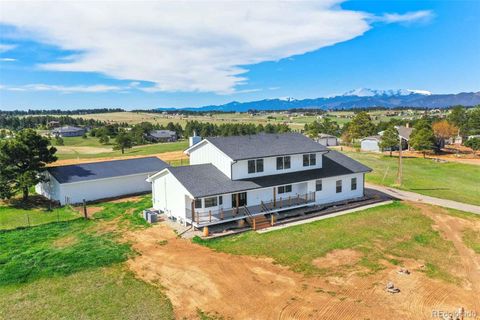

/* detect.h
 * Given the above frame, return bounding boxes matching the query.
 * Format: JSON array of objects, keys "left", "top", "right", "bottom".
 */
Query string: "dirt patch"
[
  {"left": 108, "top": 196, "right": 143, "bottom": 204},
  {"left": 312, "top": 249, "right": 363, "bottom": 269},
  {"left": 55, "top": 146, "right": 112, "bottom": 155},
  {"left": 53, "top": 236, "right": 78, "bottom": 248},
  {"left": 125, "top": 221, "right": 479, "bottom": 319}
]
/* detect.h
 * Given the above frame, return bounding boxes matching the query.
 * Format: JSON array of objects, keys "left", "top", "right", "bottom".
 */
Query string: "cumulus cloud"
[{"left": 0, "top": 1, "right": 432, "bottom": 94}]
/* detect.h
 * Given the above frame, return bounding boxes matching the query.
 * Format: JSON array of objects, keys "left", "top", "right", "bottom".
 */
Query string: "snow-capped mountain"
[
  {"left": 157, "top": 90, "right": 479, "bottom": 112},
  {"left": 343, "top": 88, "right": 432, "bottom": 97}
]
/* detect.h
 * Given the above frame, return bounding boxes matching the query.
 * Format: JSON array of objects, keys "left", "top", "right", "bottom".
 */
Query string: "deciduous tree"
[
  {"left": 465, "top": 137, "right": 480, "bottom": 156},
  {"left": 379, "top": 127, "right": 399, "bottom": 156}
]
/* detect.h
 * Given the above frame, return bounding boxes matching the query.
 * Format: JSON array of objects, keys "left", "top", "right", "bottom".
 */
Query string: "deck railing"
[{"left": 186, "top": 192, "right": 315, "bottom": 227}]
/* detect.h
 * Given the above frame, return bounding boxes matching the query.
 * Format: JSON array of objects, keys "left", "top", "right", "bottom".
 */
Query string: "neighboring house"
[
  {"left": 147, "top": 133, "right": 371, "bottom": 227},
  {"left": 52, "top": 126, "right": 86, "bottom": 137},
  {"left": 36, "top": 157, "right": 169, "bottom": 205},
  {"left": 147, "top": 130, "right": 177, "bottom": 142},
  {"left": 361, "top": 126, "right": 412, "bottom": 152},
  {"left": 315, "top": 134, "right": 338, "bottom": 146}
]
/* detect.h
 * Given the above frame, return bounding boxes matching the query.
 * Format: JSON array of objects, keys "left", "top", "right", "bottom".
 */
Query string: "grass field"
[
  {"left": 52, "top": 137, "right": 188, "bottom": 160},
  {"left": 0, "top": 195, "right": 174, "bottom": 319},
  {"left": 342, "top": 151, "right": 480, "bottom": 206},
  {"left": 195, "top": 201, "right": 461, "bottom": 283},
  {"left": 0, "top": 203, "right": 80, "bottom": 230}
]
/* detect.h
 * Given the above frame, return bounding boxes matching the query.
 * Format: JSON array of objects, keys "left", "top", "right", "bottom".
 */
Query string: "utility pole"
[{"left": 396, "top": 135, "right": 403, "bottom": 186}]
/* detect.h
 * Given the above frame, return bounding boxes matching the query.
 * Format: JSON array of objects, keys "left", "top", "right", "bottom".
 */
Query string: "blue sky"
[{"left": 0, "top": 1, "right": 479, "bottom": 110}]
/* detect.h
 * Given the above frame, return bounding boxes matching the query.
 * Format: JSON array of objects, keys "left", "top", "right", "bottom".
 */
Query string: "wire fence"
[{"left": 0, "top": 207, "right": 82, "bottom": 231}]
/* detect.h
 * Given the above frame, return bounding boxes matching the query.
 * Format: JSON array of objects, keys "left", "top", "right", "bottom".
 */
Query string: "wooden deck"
[{"left": 187, "top": 192, "right": 316, "bottom": 227}]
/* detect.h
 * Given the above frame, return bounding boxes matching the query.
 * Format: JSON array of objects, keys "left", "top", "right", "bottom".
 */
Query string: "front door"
[{"left": 231, "top": 192, "right": 247, "bottom": 207}]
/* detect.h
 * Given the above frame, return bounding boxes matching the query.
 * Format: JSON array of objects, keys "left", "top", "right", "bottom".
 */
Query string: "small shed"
[
  {"left": 35, "top": 157, "right": 169, "bottom": 205},
  {"left": 361, "top": 136, "right": 382, "bottom": 152},
  {"left": 316, "top": 134, "right": 338, "bottom": 146}
]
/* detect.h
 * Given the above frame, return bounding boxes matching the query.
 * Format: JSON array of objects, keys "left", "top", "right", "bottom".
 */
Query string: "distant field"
[{"left": 343, "top": 151, "right": 480, "bottom": 205}]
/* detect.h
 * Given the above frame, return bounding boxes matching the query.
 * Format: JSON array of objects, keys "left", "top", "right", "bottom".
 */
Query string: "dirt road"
[{"left": 126, "top": 214, "right": 480, "bottom": 319}]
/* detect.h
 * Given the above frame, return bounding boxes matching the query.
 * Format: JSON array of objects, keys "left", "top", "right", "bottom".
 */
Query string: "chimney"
[{"left": 189, "top": 131, "right": 201, "bottom": 147}]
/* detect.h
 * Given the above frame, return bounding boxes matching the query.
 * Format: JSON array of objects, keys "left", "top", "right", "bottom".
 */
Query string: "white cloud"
[
  {"left": 0, "top": 1, "right": 431, "bottom": 94},
  {"left": 0, "top": 44, "right": 16, "bottom": 53},
  {"left": 0, "top": 58, "right": 16, "bottom": 62},
  {"left": 1, "top": 83, "right": 127, "bottom": 93},
  {"left": 375, "top": 10, "right": 434, "bottom": 24}
]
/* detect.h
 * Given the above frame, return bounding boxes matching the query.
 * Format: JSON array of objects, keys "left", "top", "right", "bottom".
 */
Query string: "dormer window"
[
  {"left": 303, "top": 153, "right": 316, "bottom": 167},
  {"left": 248, "top": 159, "right": 264, "bottom": 174},
  {"left": 276, "top": 156, "right": 291, "bottom": 170}
]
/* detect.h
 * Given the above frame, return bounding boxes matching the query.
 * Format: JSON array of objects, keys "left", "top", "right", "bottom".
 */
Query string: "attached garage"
[{"left": 35, "top": 157, "right": 169, "bottom": 205}]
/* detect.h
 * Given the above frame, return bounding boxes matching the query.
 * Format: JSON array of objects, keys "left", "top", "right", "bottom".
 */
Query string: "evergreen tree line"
[
  {"left": 0, "top": 108, "right": 124, "bottom": 116},
  {"left": 0, "top": 115, "right": 113, "bottom": 131}
]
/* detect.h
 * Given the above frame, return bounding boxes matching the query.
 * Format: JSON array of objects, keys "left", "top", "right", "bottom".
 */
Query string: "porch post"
[
  {"left": 191, "top": 200, "right": 195, "bottom": 222},
  {"left": 273, "top": 188, "right": 276, "bottom": 208},
  {"left": 236, "top": 193, "right": 240, "bottom": 211}
]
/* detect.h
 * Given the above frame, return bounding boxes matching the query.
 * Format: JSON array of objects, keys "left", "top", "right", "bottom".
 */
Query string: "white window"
[
  {"left": 278, "top": 185, "right": 292, "bottom": 194},
  {"left": 194, "top": 199, "right": 202, "bottom": 208},
  {"left": 336, "top": 180, "right": 342, "bottom": 193},
  {"left": 351, "top": 177, "right": 357, "bottom": 191},
  {"left": 204, "top": 197, "right": 218, "bottom": 208},
  {"left": 276, "top": 156, "right": 291, "bottom": 170},
  {"left": 315, "top": 179, "right": 322, "bottom": 191},
  {"left": 303, "top": 153, "right": 317, "bottom": 167},
  {"left": 248, "top": 159, "right": 264, "bottom": 174}
]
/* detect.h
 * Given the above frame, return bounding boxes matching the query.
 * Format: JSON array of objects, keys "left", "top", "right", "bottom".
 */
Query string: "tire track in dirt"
[{"left": 125, "top": 218, "right": 480, "bottom": 319}]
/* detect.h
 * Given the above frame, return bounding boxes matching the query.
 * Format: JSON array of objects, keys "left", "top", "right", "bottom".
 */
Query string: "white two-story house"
[{"left": 147, "top": 133, "right": 371, "bottom": 228}]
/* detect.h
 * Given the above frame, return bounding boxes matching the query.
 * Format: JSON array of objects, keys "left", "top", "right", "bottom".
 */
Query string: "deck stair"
[{"left": 251, "top": 214, "right": 271, "bottom": 230}]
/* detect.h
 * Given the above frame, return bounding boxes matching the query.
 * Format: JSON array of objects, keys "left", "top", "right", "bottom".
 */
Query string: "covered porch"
[{"left": 186, "top": 191, "right": 316, "bottom": 228}]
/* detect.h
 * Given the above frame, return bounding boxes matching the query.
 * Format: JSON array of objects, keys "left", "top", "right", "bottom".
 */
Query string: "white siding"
[
  {"left": 361, "top": 139, "right": 380, "bottom": 152},
  {"left": 188, "top": 141, "right": 233, "bottom": 178},
  {"left": 312, "top": 173, "right": 364, "bottom": 204},
  {"left": 232, "top": 152, "right": 323, "bottom": 180},
  {"left": 37, "top": 172, "right": 156, "bottom": 205},
  {"left": 151, "top": 171, "right": 190, "bottom": 222}
]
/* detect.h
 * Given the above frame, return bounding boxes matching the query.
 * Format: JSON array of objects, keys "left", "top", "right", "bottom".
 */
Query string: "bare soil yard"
[{"left": 125, "top": 204, "right": 480, "bottom": 319}]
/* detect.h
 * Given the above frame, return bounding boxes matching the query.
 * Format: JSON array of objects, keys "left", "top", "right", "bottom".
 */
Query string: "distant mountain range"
[{"left": 158, "top": 88, "right": 480, "bottom": 112}]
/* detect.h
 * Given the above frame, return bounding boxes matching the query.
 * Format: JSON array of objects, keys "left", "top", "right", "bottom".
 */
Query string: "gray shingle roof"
[
  {"left": 168, "top": 150, "right": 371, "bottom": 198},
  {"left": 203, "top": 133, "right": 328, "bottom": 160},
  {"left": 48, "top": 157, "right": 170, "bottom": 184},
  {"left": 52, "top": 126, "right": 85, "bottom": 133},
  {"left": 149, "top": 130, "right": 176, "bottom": 139},
  {"left": 396, "top": 126, "right": 413, "bottom": 140}
]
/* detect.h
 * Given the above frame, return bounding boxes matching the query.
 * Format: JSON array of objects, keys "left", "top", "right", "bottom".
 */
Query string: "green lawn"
[
  {"left": 195, "top": 202, "right": 460, "bottom": 283},
  {"left": 54, "top": 139, "right": 189, "bottom": 160},
  {"left": 342, "top": 151, "right": 480, "bottom": 206},
  {"left": 51, "top": 136, "right": 105, "bottom": 147},
  {"left": 0, "top": 195, "right": 174, "bottom": 319},
  {"left": 0, "top": 204, "right": 80, "bottom": 230}
]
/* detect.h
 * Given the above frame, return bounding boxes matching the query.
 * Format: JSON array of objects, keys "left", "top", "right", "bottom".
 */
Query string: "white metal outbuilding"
[{"left": 35, "top": 157, "right": 169, "bottom": 205}]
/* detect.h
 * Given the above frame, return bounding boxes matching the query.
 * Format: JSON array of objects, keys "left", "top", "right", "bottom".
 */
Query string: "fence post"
[
  {"left": 209, "top": 210, "right": 212, "bottom": 223},
  {"left": 271, "top": 214, "right": 275, "bottom": 226},
  {"left": 253, "top": 217, "right": 256, "bottom": 230},
  {"left": 220, "top": 208, "right": 224, "bottom": 220},
  {"left": 83, "top": 199, "right": 88, "bottom": 220}
]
